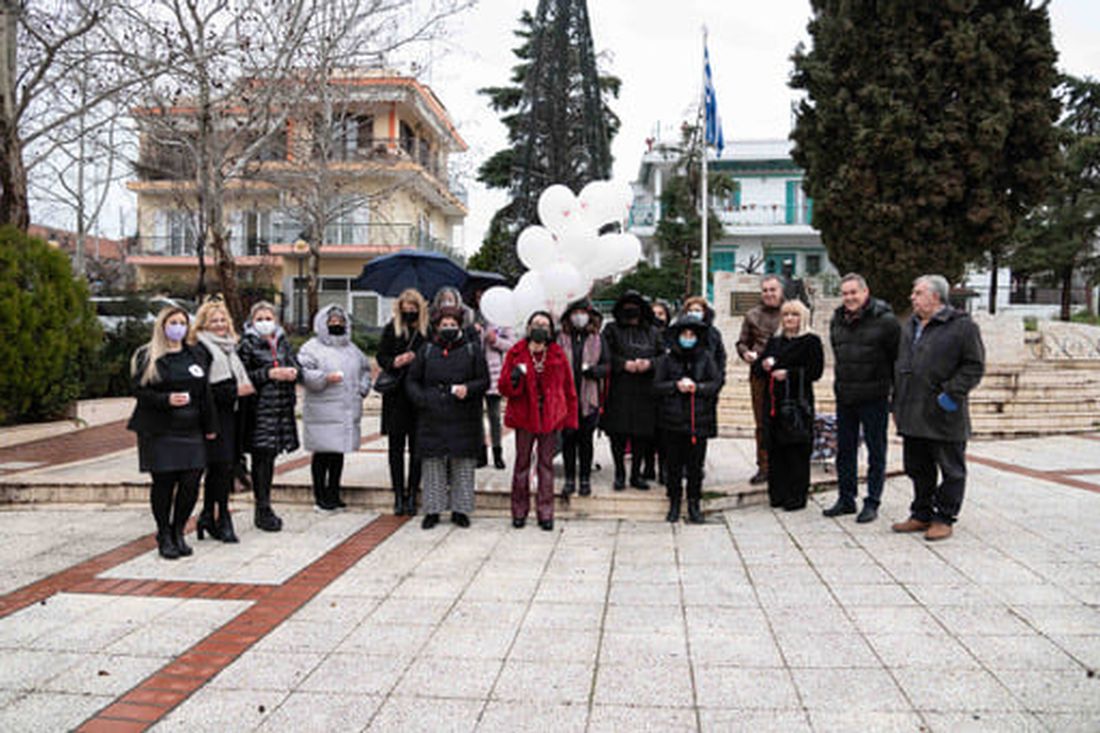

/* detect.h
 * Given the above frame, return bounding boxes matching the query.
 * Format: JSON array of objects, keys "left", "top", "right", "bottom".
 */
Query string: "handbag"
[
  {"left": 771, "top": 369, "right": 813, "bottom": 445},
  {"left": 373, "top": 369, "right": 402, "bottom": 395}
]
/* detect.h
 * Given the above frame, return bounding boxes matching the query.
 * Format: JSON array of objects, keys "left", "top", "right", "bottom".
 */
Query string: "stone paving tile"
[
  {"left": 789, "top": 667, "right": 911, "bottom": 712},
  {"left": 599, "top": 630, "right": 689, "bottom": 664},
  {"left": 509, "top": 626, "right": 600, "bottom": 664},
  {"left": 490, "top": 660, "right": 593, "bottom": 704},
  {"left": 894, "top": 668, "right": 1022, "bottom": 712},
  {"left": 772, "top": 632, "right": 881, "bottom": 668},
  {"left": 256, "top": 691, "right": 383, "bottom": 732},
  {"left": 593, "top": 660, "right": 695, "bottom": 707},
  {"left": 587, "top": 704, "right": 698, "bottom": 732},
  {"left": 476, "top": 700, "right": 589, "bottom": 732},
  {"left": 692, "top": 665, "right": 800, "bottom": 709},
  {"left": 864, "top": 632, "right": 982, "bottom": 669},
  {"left": 0, "top": 691, "right": 114, "bottom": 733},
  {"left": 38, "top": 653, "right": 170, "bottom": 696},
  {"left": 698, "top": 708, "right": 811, "bottom": 732},
  {"left": 149, "top": 687, "right": 289, "bottom": 732},
  {"left": 298, "top": 653, "right": 407, "bottom": 695},
  {"left": 207, "top": 650, "right": 324, "bottom": 691},
  {"left": 807, "top": 710, "right": 928, "bottom": 732},
  {"left": 366, "top": 695, "right": 483, "bottom": 732},
  {"left": 957, "top": 633, "right": 1083, "bottom": 670},
  {"left": 394, "top": 657, "right": 502, "bottom": 699}
]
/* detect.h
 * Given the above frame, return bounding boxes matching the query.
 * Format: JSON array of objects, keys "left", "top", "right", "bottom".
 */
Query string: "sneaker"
[
  {"left": 924, "top": 522, "right": 953, "bottom": 541},
  {"left": 891, "top": 518, "right": 931, "bottom": 533},
  {"left": 823, "top": 501, "right": 857, "bottom": 518},
  {"left": 856, "top": 505, "right": 878, "bottom": 524}
]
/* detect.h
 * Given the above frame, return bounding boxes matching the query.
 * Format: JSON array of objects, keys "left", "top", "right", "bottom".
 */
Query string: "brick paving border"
[
  {"left": 0, "top": 419, "right": 135, "bottom": 475},
  {"left": 968, "top": 454, "right": 1100, "bottom": 495}
]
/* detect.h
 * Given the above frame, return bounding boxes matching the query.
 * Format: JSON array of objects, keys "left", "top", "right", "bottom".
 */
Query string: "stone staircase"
[{"left": 717, "top": 360, "right": 1100, "bottom": 438}]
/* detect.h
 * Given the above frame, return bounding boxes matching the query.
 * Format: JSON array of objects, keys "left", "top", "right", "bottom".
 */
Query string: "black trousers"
[
  {"left": 562, "top": 412, "right": 598, "bottom": 481},
  {"left": 902, "top": 436, "right": 966, "bottom": 524},
  {"left": 665, "top": 434, "right": 706, "bottom": 502},
  {"left": 767, "top": 440, "right": 812, "bottom": 510},
  {"left": 202, "top": 461, "right": 233, "bottom": 517},
  {"left": 251, "top": 449, "right": 277, "bottom": 509},
  {"left": 611, "top": 433, "right": 650, "bottom": 479},
  {"left": 311, "top": 452, "right": 345, "bottom": 505},
  {"left": 151, "top": 469, "right": 203, "bottom": 533},
  {"left": 387, "top": 428, "right": 421, "bottom": 494}
]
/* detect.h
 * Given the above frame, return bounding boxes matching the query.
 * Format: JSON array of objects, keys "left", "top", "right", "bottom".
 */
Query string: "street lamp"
[{"left": 292, "top": 238, "right": 309, "bottom": 333}]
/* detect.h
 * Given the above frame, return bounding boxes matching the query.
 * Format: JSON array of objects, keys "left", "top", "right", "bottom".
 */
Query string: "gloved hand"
[
  {"left": 937, "top": 392, "right": 958, "bottom": 412},
  {"left": 582, "top": 365, "right": 596, "bottom": 379},
  {"left": 510, "top": 365, "right": 524, "bottom": 389}
]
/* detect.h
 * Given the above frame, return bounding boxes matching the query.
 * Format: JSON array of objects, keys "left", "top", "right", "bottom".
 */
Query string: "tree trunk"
[
  {"left": 307, "top": 246, "right": 321, "bottom": 332},
  {"left": 0, "top": 124, "right": 29, "bottom": 230},
  {"left": 987, "top": 249, "right": 998, "bottom": 315},
  {"left": 1060, "top": 266, "right": 1073, "bottom": 322}
]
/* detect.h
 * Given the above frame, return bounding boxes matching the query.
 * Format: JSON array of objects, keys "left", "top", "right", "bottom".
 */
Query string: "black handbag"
[
  {"left": 772, "top": 369, "right": 813, "bottom": 445},
  {"left": 373, "top": 369, "right": 402, "bottom": 395}
]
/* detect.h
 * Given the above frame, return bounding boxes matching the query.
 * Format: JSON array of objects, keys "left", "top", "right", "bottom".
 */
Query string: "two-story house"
[{"left": 126, "top": 69, "right": 467, "bottom": 330}]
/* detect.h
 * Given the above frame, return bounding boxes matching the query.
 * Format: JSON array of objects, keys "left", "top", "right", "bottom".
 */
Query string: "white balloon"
[
  {"left": 537, "top": 184, "right": 580, "bottom": 235},
  {"left": 513, "top": 271, "right": 546, "bottom": 321},
  {"left": 516, "top": 226, "right": 558, "bottom": 271},
  {"left": 583, "top": 234, "right": 626, "bottom": 279},
  {"left": 557, "top": 232, "right": 598, "bottom": 268},
  {"left": 478, "top": 286, "right": 515, "bottom": 327},
  {"left": 579, "top": 180, "right": 628, "bottom": 229},
  {"left": 540, "top": 261, "right": 585, "bottom": 301},
  {"left": 610, "top": 232, "right": 643, "bottom": 272}
]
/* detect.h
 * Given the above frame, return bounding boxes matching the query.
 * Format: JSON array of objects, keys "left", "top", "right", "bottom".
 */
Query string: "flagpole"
[{"left": 701, "top": 26, "right": 709, "bottom": 301}]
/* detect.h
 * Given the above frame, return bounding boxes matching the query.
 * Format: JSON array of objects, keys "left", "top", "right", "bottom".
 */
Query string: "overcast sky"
[{"left": 72, "top": 1, "right": 1100, "bottom": 249}]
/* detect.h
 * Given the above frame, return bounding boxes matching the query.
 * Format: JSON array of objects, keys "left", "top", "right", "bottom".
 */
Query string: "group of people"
[{"left": 128, "top": 268, "right": 984, "bottom": 559}]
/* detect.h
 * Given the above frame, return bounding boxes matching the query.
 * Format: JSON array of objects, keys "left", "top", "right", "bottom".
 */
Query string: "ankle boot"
[
  {"left": 666, "top": 493, "right": 682, "bottom": 523},
  {"left": 196, "top": 509, "right": 221, "bottom": 541},
  {"left": 173, "top": 525, "right": 193, "bottom": 556},
  {"left": 687, "top": 498, "right": 704, "bottom": 524},
  {"left": 476, "top": 445, "right": 488, "bottom": 469},
  {"left": 253, "top": 483, "right": 283, "bottom": 532},
  {"left": 403, "top": 489, "right": 418, "bottom": 516},
  {"left": 217, "top": 509, "right": 239, "bottom": 544},
  {"left": 493, "top": 446, "right": 506, "bottom": 470},
  {"left": 393, "top": 485, "right": 404, "bottom": 515},
  {"left": 156, "top": 528, "right": 180, "bottom": 560},
  {"left": 613, "top": 463, "right": 626, "bottom": 491}
]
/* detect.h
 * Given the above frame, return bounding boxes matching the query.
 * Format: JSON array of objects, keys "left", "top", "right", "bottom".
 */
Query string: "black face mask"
[
  {"left": 528, "top": 328, "right": 550, "bottom": 344},
  {"left": 621, "top": 306, "right": 640, "bottom": 320},
  {"left": 439, "top": 327, "right": 460, "bottom": 342},
  {"left": 328, "top": 324, "right": 347, "bottom": 336},
  {"left": 401, "top": 311, "right": 419, "bottom": 324}
]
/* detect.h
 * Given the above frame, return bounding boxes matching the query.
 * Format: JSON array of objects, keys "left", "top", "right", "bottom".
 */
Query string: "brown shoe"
[
  {"left": 924, "top": 522, "right": 953, "bottom": 541},
  {"left": 891, "top": 518, "right": 932, "bottom": 533}
]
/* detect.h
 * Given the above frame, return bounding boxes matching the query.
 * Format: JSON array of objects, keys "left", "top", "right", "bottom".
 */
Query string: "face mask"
[
  {"left": 622, "top": 306, "right": 640, "bottom": 320},
  {"left": 679, "top": 336, "right": 698, "bottom": 350},
  {"left": 439, "top": 327, "right": 460, "bottom": 342},
  {"left": 686, "top": 310, "right": 704, "bottom": 321},
  {"left": 401, "top": 311, "right": 418, "bottom": 324},
  {"left": 328, "top": 324, "right": 347, "bottom": 336},
  {"left": 529, "top": 328, "right": 550, "bottom": 344},
  {"left": 570, "top": 313, "right": 589, "bottom": 329},
  {"left": 165, "top": 322, "right": 187, "bottom": 342},
  {"left": 253, "top": 319, "right": 276, "bottom": 336}
]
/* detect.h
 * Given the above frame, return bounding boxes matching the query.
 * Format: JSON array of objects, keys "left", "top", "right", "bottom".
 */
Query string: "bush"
[
  {"left": 81, "top": 320, "right": 153, "bottom": 399},
  {"left": 1070, "top": 310, "right": 1100, "bottom": 326},
  {"left": 0, "top": 226, "right": 102, "bottom": 424}
]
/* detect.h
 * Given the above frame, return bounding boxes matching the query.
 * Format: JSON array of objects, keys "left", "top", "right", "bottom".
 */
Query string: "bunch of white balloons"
[{"left": 478, "top": 181, "right": 643, "bottom": 327}]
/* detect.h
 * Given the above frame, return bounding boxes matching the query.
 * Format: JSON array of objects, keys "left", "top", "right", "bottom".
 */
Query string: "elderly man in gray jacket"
[{"left": 891, "top": 275, "right": 985, "bottom": 542}]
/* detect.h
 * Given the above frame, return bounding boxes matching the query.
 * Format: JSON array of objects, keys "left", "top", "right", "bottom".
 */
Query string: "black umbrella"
[
  {"left": 351, "top": 249, "right": 467, "bottom": 300},
  {"left": 462, "top": 269, "right": 509, "bottom": 301}
]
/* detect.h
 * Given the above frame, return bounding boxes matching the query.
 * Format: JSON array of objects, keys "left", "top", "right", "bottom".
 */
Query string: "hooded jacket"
[
  {"left": 829, "top": 296, "right": 901, "bottom": 405},
  {"left": 893, "top": 306, "right": 985, "bottom": 442},
  {"left": 599, "top": 290, "right": 662, "bottom": 436},
  {"left": 653, "top": 323, "right": 721, "bottom": 438},
  {"left": 237, "top": 323, "right": 300, "bottom": 453},
  {"left": 677, "top": 298, "right": 729, "bottom": 385},
  {"left": 557, "top": 299, "right": 605, "bottom": 419},
  {"left": 297, "top": 304, "right": 373, "bottom": 454}
]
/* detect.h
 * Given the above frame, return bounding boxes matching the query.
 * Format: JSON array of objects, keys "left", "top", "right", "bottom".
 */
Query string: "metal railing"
[
  {"left": 135, "top": 223, "right": 427, "bottom": 257},
  {"left": 718, "top": 202, "right": 814, "bottom": 227}
]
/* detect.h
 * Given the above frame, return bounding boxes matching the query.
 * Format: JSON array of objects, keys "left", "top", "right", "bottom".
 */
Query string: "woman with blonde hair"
[
  {"left": 753, "top": 299, "right": 824, "bottom": 511},
  {"left": 189, "top": 298, "right": 254, "bottom": 543},
  {"left": 127, "top": 306, "right": 217, "bottom": 559},
  {"left": 375, "top": 288, "right": 429, "bottom": 515}
]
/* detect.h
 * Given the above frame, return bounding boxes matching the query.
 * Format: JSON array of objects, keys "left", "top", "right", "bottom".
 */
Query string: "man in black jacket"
[
  {"left": 892, "top": 275, "right": 984, "bottom": 542},
  {"left": 824, "top": 273, "right": 900, "bottom": 524}
]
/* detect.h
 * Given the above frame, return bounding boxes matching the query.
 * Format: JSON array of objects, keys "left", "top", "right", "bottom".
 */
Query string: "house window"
[
  {"left": 805, "top": 254, "right": 822, "bottom": 276},
  {"left": 166, "top": 211, "right": 197, "bottom": 255},
  {"left": 399, "top": 121, "right": 415, "bottom": 156}
]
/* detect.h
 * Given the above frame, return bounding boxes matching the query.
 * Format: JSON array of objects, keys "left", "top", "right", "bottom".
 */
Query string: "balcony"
[
  {"left": 312, "top": 136, "right": 444, "bottom": 179},
  {"left": 718, "top": 202, "right": 813, "bottom": 227}
]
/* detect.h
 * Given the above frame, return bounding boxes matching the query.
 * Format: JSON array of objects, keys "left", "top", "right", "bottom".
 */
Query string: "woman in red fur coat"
[{"left": 499, "top": 311, "right": 578, "bottom": 531}]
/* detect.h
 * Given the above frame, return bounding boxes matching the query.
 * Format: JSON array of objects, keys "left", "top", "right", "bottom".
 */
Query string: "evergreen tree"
[
  {"left": 473, "top": 2, "right": 620, "bottom": 278},
  {"left": 790, "top": 1, "right": 1060, "bottom": 312},
  {"left": 1013, "top": 75, "right": 1100, "bottom": 320}
]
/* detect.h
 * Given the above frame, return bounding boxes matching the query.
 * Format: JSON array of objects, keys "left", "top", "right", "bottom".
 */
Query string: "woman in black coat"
[
  {"left": 127, "top": 306, "right": 217, "bottom": 559},
  {"left": 653, "top": 321, "right": 721, "bottom": 524},
  {"left": 190, "top": 299, "right": 255, "bottom": 543},
  {"left": 405, "top": 307, "right": 489, "bottom": 530},
  {"left": 754, "top": 300, "right": 825, "bottom": 511},
  {"left": 375, "top": 288, "right": 428, "bottom": 516},
  {"left": 600, "top": 290, "right": 662, "bottom": 490},
  {"left": 237, "top": 301, "right": 300, "bottom": 532}
]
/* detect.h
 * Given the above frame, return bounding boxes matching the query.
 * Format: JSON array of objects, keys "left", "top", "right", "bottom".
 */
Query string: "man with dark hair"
[
  {"left": 736, "top": 275, "right": 784, "bottom": 484},
  {"left": 892, "top": 274, "right": 985, "bottom": 542},
  {"left": 824, "top": 273, "right": 900, "bottom": 523}
]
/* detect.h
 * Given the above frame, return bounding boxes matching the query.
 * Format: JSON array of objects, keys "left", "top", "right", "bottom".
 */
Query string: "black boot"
[
  {"left": 156, "top": 528, "right": 180, "bottom": 560},
  {"left": 666, "top": 492, "right": 682, "bottom": 523},
  {"left": 196, "top": 509, "right": 220, "bottom": 541},
  {"left": 403, "top": 490, "right": 418, "bottom": 516},
  {"left": 173, "top": 525, "right": 193, "bottom": 556},
  {"left": 579, "top": 478, "right": 592, "bottom": 497},
  {"left": 630, "top": 466, "right": 650, "bottom": 490},
  {"left": 563, "top": 478, "right": 576, "bottom": 497},
  {"left": 476, "top": 445, "right": 488, "bottom": 469},
  {"left": 493, "top": 446, "right": 506, "bottom": 470},
  {"left": 217, "top": 509, "right": 239, "bottom": 544},
  {"left": 393, "top": 485, "right": 405, "bottom": 515},
  {"left": 254, "top": 481, "right": 283, "bottom": 532},
  {"left": 687, "top": 498, "right": 704, "bottom": 524}
]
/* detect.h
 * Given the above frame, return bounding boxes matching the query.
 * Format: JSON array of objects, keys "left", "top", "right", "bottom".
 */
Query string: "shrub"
[
  {"left": 0, "top": 226, "right": 102, "bottom": 424},
  {"left": 81, "top": 320, "right": 153, "bottom": 399}
]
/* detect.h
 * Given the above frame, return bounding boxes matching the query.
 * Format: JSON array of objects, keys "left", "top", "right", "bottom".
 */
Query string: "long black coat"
[
  {"left": 754, "top": 333, "right": 825, "bottom": 443},
  {"left": 653, "top": 336, "right": 721, "bottom": 439},
  {"left": 127, "top": 344, "right": 217, "bottom": 437},
  {"left": 829, "top": 297, "right": 900, "bottom": 406},
  {"left": 405, "top": 333, "right": 489, "bottom": 459},
  {"left": 893, "top": 307, "right": 984, "bottom": 442},
  {"left": 599, "top": 292, "right": 662, "bottom": 437},
  {"left": 237, "top": 329, "right": 300, "bottom": 454},
  {"left": 376, "top": 319, "right": 426, "bottom": 436}
]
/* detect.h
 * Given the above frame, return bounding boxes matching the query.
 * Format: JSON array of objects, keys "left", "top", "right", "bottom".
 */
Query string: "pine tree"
[
  {"left": 473, "top": 2, "right": 620, "bottom": 278},
  {"left": 790, "top": 1, "right": 1060, "bottom": 312}
]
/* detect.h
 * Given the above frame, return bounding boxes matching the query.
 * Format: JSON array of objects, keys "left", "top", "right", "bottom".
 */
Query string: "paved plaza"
[{"left": 0, "top": 431, "right": 1099, "bottom": 731}]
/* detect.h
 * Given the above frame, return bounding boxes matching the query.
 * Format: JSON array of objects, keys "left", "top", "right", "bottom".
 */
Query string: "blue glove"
[{"left": 937, "top": 392, "right": 958, "bottom": 412}]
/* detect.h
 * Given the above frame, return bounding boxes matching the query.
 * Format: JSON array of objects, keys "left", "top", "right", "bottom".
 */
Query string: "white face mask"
[
  {"left": 253, "top": 319, "right": 276, "bottom": 336},
  {"left": 571, "top": 312, "right": 589, "bottom": 329}
]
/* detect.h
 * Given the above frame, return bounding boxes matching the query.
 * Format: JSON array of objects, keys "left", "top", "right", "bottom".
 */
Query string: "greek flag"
[{"left": 704, "top": 44, "right": 724, "bottom": 156}]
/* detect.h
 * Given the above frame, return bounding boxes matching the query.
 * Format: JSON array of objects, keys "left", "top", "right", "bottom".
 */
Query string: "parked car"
[{"left": 91, "top": 296, "right": 193, "bottom": 333}]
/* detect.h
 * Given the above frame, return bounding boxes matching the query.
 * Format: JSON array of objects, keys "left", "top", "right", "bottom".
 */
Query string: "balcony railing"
[
  {"left": 135, "top": 223, "right": 427, "bottom": 257},
  {"left": 311, "top": 136, "right": 444, "bottom": 178},
  {"left": 718, "top": 203, "right": 814, "bottom": 227}
]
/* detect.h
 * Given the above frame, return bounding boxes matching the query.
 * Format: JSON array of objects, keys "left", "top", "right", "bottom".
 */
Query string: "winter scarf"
[{"left": 197, "top": 330, "right": 252, "bottom": 388}]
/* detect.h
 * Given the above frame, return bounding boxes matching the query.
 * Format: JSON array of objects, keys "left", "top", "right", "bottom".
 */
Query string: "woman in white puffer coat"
[{"left": 298, "top": 304, "right": 372, "bottom": 511}]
